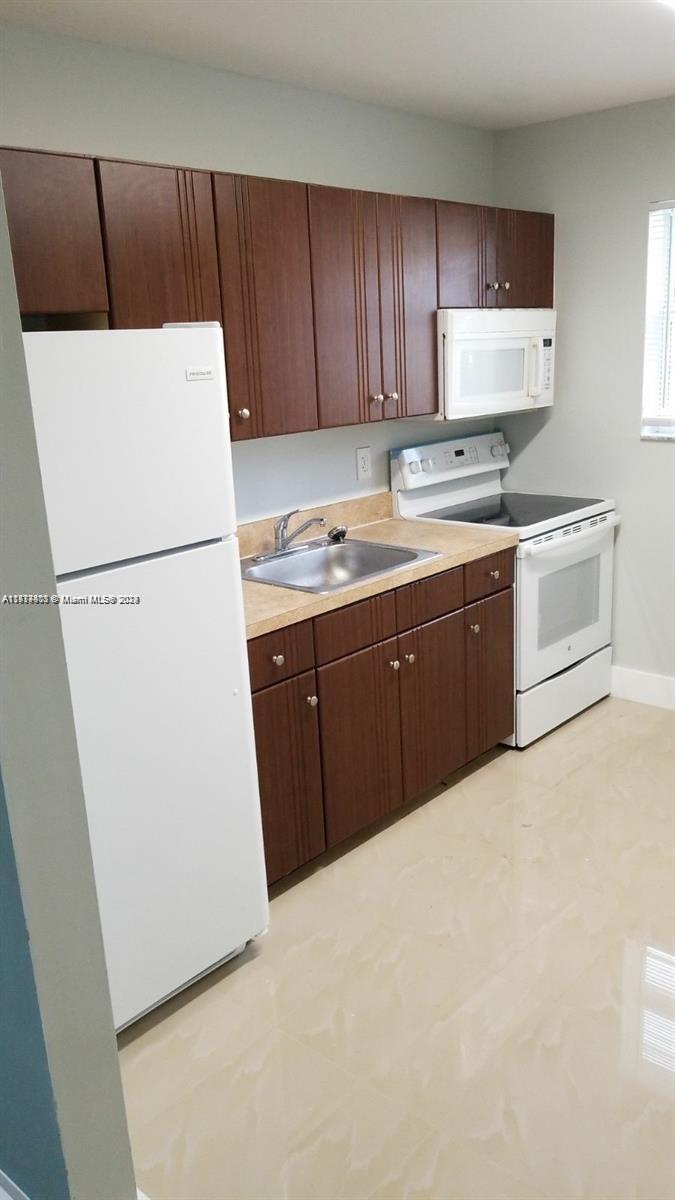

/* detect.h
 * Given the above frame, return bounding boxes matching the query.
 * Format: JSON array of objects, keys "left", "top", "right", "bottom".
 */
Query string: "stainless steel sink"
[{"left": 241, "top": 538, "right": 439, "bottom": 594}]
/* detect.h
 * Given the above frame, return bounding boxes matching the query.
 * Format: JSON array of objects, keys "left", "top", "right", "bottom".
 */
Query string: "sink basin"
[{"left": 241, "top": 538, "right": 439, "bottom": 594}]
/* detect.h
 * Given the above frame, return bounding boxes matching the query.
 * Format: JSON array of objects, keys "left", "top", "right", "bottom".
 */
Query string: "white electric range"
[{"left": 390, "top": 432, "right": 620, "bottom": 747}]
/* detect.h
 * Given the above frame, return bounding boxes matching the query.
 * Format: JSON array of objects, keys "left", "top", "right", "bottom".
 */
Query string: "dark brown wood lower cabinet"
[
  {"left": 465, "top": 589, "right": 514, "bottom": 760},
  {"left": 252, "top": 669, "right": 325, "bottom": 884},
  {"left": 399, "top": 611, "right": 467, "bottom": 802},
  {"left": 318, "top": 638, "right": 403, "bottom": 847}
]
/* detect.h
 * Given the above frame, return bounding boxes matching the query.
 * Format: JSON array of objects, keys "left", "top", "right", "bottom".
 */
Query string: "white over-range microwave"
[{"left": 437, "top": 308, "right": 556, "bottom": 420}]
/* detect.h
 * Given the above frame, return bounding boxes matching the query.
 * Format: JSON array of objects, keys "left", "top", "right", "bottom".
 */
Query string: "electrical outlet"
[{"left": 356, "top": 446, "right": 372, "bottom": 480}]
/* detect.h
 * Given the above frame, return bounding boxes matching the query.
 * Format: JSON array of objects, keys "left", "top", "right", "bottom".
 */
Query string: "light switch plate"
[{"left": 356, "top": 446, "right": 372, "bottom": 480}]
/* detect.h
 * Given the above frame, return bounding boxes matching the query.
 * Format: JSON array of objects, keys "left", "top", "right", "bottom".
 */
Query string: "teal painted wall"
[{"left": 0, "top": 768, "right": 69, "bottom": 1200}]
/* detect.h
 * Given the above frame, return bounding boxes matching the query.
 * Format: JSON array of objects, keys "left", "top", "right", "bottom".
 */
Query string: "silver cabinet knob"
[
  {"left": 490, "top": 569, "right": 500, "bottom": 580},
  {"left": 306, "top": 695, "right": 319, "bottom": 707},
  {"left": 238, "top": 408, "right": 251, "bottom": 420},
  {"left": 385, "top": 391, "right": 399, "bottom": 402},
  {"left": 503, "top": 281, "right": 511, "bottom": 291},
  {"left": 470, "top": 624, "right": 480, "bottom": 634},
  {"left": 404, "top": 653, "right": 416, "bottom": 664},
  {"left": 389, "top": 659, "right": 401, "bottom": 671},
  {"left": 371, "top": 394, "right": 384, "bottom": 404},
  {"left": 488, "top": 281, "right": 500, "bottom": 290},
  {"left": 271, "top": 653, "right": 285, "bottom": 666}
]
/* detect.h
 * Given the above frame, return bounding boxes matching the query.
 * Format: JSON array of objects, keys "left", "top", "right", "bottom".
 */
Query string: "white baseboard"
[
  {"left": 611, "top": 665, "right": 675, "bottom": 710},
  {"left": 0, "top": 1168, "right": 30, "bottom": 1200}
]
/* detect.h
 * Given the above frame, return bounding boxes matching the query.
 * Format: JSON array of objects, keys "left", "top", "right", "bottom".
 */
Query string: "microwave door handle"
[
  {"left": 518, "top": 514, "right": 621, "bottom": 558},
  {"left": 529, "top": 338, "right": 544, "bottom": 397}
]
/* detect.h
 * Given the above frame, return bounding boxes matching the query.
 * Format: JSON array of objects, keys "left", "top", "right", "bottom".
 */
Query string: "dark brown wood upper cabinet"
[
  {"left": 251, "top": 669, "right": 325, "bottom": 884},
  {"left": 465, "top": 588, "right": 514, "bottom": 761},
  {"left": 438, "top": 201, "right": 553, "bottom": 309},
  {"left": 437, "top": 201, "right": 496, "bottom": 309},
  {"left": 0, "top": 148, "right": 108, "bottom": 315},
  {"left": 213, "top": 174, "right": 318, "bottom": 441},
  {"left": 97, "top": 159, "right": 221, "bottom": 330},
  {"left": 496, "top": 208, "right": 554, "bottom": 308},
  {"left": 392, "top": 195, "right": 438, "bottom": 416},
  {"left": 309, "top": 185, "right": 438, "bottom": 427},
  {"left": 399, "top": 611, "right": 467, "bottom": 803},
  {"left": 318, "top": 638, "right": 403, "bottom": 847},
  {"left": 308, "top": 185, "right": 380, "bottom": 428}
]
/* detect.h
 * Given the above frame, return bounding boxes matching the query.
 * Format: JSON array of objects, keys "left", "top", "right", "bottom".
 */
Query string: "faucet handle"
[
  {"left": 275, "top": 508, "right": 299, "bottom": 529},
  {"left": 327, "top": 525, "right": 348, "bottom": 543}
]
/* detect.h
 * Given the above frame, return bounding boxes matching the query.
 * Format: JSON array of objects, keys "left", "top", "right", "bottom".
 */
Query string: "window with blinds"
[{"left": 641, "top": 203, "right": 674, "bottom": 439}]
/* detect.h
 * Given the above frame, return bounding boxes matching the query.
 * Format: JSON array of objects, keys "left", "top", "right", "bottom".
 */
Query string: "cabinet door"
[
  {"left": 0, "top": 148, "right": 108, "bottom": 315},
  {"left": 437, "top": 200, "right": 496, "bottom": 309},
  {"left": 496, "top": 208, "right": 554, "bottom": 308},
  {"left": 392, "top": 194, "right": 438, "bottom": 416},
  {"left": 465, "top": 589, "right": 514, "bottom": 761},
  {"left": 399, "top": 611, "right": 466, "bottom": 803},
  {"left": 98, "top": 159, "right": 221, "bottom": 329},
  {"left": 309, "top": 184, "right": 381, "bottom": 428},
  {"left": 213, "top": 174, "right": 318, "bottom": 440},
  {"left": 318, "top": 638, "right": 403, "bottom": 847},
  {"left": 252, "top": 670, "right": 325, "bottom": 884}
]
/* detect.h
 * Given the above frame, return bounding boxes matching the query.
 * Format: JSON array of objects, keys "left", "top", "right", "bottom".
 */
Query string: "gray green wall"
[
  {"left": 0, "top": 181, "right": 137, "bottom": 1200},
  {"left": 0, "top": 24, "right": 493, "bottom": 197},
  {"left": 2, "top": 24, "right": 672, "bottom": 681},
  {"left": 0, "top": 22, "right": 496, "bottom": 524},
  {"left": 494, "top": 98, "right": 675, "bottom": 680}
]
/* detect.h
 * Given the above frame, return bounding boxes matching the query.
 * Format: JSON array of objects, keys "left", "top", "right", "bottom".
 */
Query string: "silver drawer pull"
[
  {"left": 271, "top": 653, "right": 285, "bottom": 666},
  {"left": 503, "top": 281, "right": 511, "bottom": 291},
  {"left": 490, "top": 569, "right": 500, "bottom": 580},
  {"left": 470, "top": 624, "right": 480, "bottom": 634},
  {"left": 404, "top": 653, "right": 416, "bottom": 664},
  {"left": 238, "top": 408, "right": 251, "bottom": 420},
  {"left": 385, "top": 391, "right": 399, "bottom": 402},
  {"left": 306, "top": 695, "right": 318, "bottom": 707},
  {"left": 389, "top": 659, "right": 401, "bottom": 671}
]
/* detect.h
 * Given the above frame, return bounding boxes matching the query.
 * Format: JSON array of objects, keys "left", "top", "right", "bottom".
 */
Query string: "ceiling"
[{"left": 1, "top": 0, "right": 674, "bottom": 130}]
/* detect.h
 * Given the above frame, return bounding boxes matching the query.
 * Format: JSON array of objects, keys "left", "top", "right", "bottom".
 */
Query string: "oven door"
[{"left": 516, "top": 518, "right": 619, "bottom": 692}]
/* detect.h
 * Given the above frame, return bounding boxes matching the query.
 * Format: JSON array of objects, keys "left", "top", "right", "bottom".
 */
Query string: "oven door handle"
[{"left": 518, "top": 514, "right": 621, "bottom": 558}]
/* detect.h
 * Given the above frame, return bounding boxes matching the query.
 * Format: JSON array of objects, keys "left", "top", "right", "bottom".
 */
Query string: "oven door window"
[{"left": 538, "top": 556, "right": 600, "bottom": 650}]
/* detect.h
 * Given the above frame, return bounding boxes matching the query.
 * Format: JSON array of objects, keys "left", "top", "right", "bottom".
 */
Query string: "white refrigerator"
[{"left": 23, "top": 325, "right": 269, "bottom": 1030}]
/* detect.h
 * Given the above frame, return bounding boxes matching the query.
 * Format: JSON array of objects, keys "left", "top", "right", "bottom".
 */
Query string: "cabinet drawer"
[
  {"left": 248, "top": 620, "right": 315, "bottom": 691},
  {"left": 314, "top": 592, "right": 396, "bottom": 666},
  {"left": 395, "top": 567, "right": 463, "bottom": 632},
  {"left": 464, "top": 549, "right": 515, "bottom": 604}
]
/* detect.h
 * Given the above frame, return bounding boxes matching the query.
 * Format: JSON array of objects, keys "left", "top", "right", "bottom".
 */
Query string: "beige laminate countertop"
[{"left": 243, "top": 518, "right": 518, "bottom": 639}]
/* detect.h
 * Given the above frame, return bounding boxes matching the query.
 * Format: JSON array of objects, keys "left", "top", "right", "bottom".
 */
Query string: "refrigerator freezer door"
[
  {"left": 57, "top": 538, "right": 268, "bottom": 1028},
  {"left": 24, "top": 327, "right": 237, "bottom": 575}
]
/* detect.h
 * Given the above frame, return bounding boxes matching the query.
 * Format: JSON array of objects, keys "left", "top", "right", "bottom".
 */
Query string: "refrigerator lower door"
[{"left": 58, "top": 538, "right": 268, "bottom": 1029}]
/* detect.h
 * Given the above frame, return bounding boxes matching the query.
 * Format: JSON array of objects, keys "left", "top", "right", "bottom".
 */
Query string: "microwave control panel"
[
  {"left": 391, "top": 432, "right": 510, "bottom": 492},
  {"left": 542, "top": 337, "right": 554, "bottom": 393}
]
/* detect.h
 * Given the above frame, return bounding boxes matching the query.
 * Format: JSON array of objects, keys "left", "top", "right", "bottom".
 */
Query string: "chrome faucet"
[{"left": 274, "top": 509, "right": 326, "bottom": 553}]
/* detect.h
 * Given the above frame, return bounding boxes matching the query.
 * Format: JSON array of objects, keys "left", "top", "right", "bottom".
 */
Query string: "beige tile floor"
[{"left": 119, "top": 697, "right": 675, "bottom": 1200}]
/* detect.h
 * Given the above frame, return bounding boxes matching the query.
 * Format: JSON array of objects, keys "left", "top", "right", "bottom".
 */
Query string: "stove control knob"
[
  {"left": 409, "top": 460, "right": 421, "bottom": 475},
  {"left": 490, "top": 443, "right": 504, "bottom": 458},
  {"left": 420, "top": 457, "right": 434, "bottom": 473}
]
